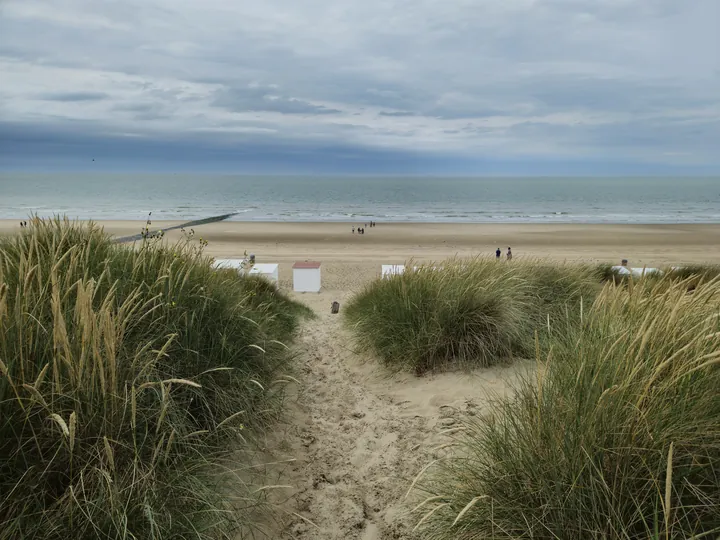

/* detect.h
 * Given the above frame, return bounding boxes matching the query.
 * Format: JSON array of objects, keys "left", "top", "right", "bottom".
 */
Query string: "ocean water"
[{"left": 1, "top": 173, "right": 719, "bottom": 224}]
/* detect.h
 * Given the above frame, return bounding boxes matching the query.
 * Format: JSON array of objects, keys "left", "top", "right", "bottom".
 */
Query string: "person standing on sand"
[
  {"left": 496, "top": 248, "right": 501, "bottom": 260},
  {"left": 352, "top": 226, "right": 355, "bottom": 234},
  {"left": 507, "top": 247, "right": 513, "bottom": 261}
]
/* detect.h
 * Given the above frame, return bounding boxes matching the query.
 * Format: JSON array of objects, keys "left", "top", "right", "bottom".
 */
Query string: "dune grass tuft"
[
  {"left": 0, "top": 217, "right": 312, "bottom": 539},
  {"left": 413, "top": 277, "right": 720, "bottom": 539},
  {"left": 665, "top": 264, "right": 720, "bottom": 291},
  {"left": 345, "top": 258, "right": 601, "bottom": 374}
]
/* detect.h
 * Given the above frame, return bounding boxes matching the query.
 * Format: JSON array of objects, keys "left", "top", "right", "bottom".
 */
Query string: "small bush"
[
  {"left": 345, "top": 259, "right": 601, "bottom": 374},
  {"left": 0, "top": 218, "right": 311, "bottom": 539},
  {"left": 414, "top": 277, "right": 720, "bottom": 539}
]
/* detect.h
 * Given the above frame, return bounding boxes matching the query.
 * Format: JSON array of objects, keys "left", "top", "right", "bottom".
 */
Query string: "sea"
[{"left": 1, "top": 173, "right": 719, "bottom": 224}]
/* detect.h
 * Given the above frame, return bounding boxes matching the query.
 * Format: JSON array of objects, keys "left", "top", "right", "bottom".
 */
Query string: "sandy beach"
[
  {"left": 3, "top": 220, "right": 719, "bottom": 291},
  {"left": 3, "top": 218, "right": 719, "bottom": 539}
]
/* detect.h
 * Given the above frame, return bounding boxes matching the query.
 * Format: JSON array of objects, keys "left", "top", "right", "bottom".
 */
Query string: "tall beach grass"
[
  {"left": 345, "top": 258, "right": 602, "bottom": 374},
  {"left": 413, "top": 276, "right": 720, "bottom": 539},
  {"left": 0, "top": 217, "right": 311, "bottom": 539}
]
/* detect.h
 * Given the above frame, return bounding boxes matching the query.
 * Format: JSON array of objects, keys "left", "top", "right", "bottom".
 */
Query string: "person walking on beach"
[
  {"left": 507, "top": 247, "right": 513, "bottom": 261},
  {"left": 496, "top": 247, "right": 501, "bottom": 260},
  {"left": 352, "top": 226, "right": 355, "bottom": 234}
]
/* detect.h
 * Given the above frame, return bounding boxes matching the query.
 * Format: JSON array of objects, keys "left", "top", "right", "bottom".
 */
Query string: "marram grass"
[
  {"left": 0, "top": 217, "right": 312, "bottom": 539},
  {"left": 412, "top": 277, "right": 720, "bottom": 539},
  {"left": 344, "top": 258, "right": 602, "bottom": 374}
]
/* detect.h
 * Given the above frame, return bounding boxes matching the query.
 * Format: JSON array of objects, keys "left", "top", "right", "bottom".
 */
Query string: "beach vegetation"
[
  {"left": 412, "top": 277, "right": 720, "bottom": 539},
  {"left": 346, "top": 258, "right": 720, "bottom": 375},
  {"left": 0, "top": 217, "right": 312, "bottom": 539},
  {"left": 344, "top": 258, "right": 601, "bottom": 374}
]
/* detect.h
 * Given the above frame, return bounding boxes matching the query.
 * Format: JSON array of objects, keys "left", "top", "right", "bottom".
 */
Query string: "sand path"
[{"left": 261, "top": 291, "right": 531, "bottom": 539}]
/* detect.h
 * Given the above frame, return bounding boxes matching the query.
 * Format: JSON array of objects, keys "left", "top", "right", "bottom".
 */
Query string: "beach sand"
[
  {"left": 3, "top": 220, "right": 719, "bottom": 288},
  {"left": 261, "top": 288, "right": 534, "bottom": 539},
  {"left": 3, "top": 219, "right": 720, "bottom": 538}
]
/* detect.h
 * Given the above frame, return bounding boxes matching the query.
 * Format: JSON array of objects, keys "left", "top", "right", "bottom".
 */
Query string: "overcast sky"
[{"left": 1, "top": 0, "right": 719, "bottom": 173}]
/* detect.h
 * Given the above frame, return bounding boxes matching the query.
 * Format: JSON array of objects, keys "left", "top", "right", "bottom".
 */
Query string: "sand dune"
[
  {"left": 3, "top": 218, "right": 719, "bottom": 538},
  {"left": 260, "top": 290, "right": 532, "bottom": 539}
]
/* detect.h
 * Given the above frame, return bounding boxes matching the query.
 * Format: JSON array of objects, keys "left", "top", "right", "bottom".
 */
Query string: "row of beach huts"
[
  {"left": 211, "top": 259, "right": 424, "bottom": 292},
  {"left": 212, "top": 258, "right": 668, "bottom": 293},
  {"left": 213, "top": 259, "right": 322, "bottom": 292}
]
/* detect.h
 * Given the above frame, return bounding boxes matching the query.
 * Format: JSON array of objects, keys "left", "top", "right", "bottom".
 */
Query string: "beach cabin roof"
[{"left": 293, "top": 261, "right": 321, "bottom": 269}]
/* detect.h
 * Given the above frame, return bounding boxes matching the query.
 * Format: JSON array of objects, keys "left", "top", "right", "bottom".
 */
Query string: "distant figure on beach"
[
  {"left": 496, "top": 248, "right": 501, "bottom": 260},
  {"left": 352, "top": 226, "right": 355, "bottom": 234},
  {"left": 507, "top": 247, "right": 513, "bottom": 261}
]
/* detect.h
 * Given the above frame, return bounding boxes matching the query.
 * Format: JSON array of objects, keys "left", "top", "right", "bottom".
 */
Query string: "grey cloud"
[
  {"left": 541, "top": 0, "right": 683, "bottom": 21},
  {"left": 38, "top": 91, "right": 109, "bottom": 102},
  {"left": 213, "top": 86, "right": 342, "bottom": 115},
  {"left": 1, "top": 0, "right": 719, "bottom": 169},
  {"left": 379, "top": 111, "right": 416, "bottom": 117},
  {"left": 113, "top": 103, "right": 156, "bottom": 113}
]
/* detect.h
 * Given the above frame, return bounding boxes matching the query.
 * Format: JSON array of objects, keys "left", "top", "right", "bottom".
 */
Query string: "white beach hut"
[
  {"left": 631, "top": 267, "right": 663, "bottom": 278},
  {"left": 212, "top": 259, "right": 246, "bottom": 274},
  {"left": 611, "top": 265, "right": 632, "bottom": 275},
  {"left": 248, "top": 263, "right": 279, "bottom": 285},
  {"left": 293, "top": 261, "right": 321, "bottom": 292},
  {"left": 381, "top": 264, "right": 405, "bottom": 279}
]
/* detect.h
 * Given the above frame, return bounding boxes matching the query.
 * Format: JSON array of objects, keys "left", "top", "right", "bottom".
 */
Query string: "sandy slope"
[{"left": 259, "top": 290, "right": 531, "bottom": 539}]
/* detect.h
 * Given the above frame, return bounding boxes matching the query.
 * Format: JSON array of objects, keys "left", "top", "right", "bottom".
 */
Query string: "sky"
[{"left": 1, "top": 0, "right": 719, "bottom": 174}]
